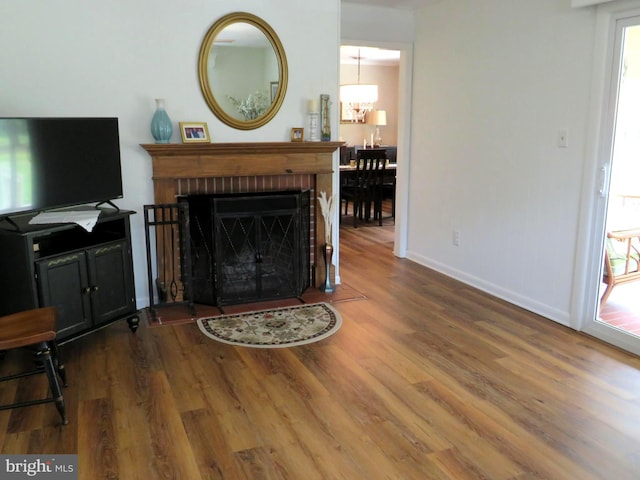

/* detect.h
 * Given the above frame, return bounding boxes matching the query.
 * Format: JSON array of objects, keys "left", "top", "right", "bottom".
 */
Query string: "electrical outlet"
[{"left": 452, "top": 229, "right": 460, "bottom": 246}]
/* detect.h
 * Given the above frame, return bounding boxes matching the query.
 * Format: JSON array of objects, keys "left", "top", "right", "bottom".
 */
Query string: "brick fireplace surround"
[{"left": 141, "top": 142, "right": 342, "bottom": 288}]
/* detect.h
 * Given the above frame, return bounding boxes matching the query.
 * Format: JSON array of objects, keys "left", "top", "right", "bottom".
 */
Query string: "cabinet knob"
[
  {"left": 91, "top": 285, "right": 99, "bottom": 292},
  {"left": 82, "top": 287, "right": 91, "bottom": 294}
]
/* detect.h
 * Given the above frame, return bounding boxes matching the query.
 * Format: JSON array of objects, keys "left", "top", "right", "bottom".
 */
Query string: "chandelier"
[{"left": 340, "top": 49, "right": 378, "bottom": 122}]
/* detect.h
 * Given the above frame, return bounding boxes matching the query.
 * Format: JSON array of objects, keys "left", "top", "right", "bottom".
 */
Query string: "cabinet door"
[
  {"left": 36, "top": 251, "right": 92, "bottom": 339},
  {"left": 86, "top": 241, "right": 135, "bottom": 325}
]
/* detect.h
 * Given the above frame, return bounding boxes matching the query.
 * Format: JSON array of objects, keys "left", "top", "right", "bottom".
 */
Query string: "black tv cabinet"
[{"left": 0, "top": 207, "right": 139, "bottom": 342}]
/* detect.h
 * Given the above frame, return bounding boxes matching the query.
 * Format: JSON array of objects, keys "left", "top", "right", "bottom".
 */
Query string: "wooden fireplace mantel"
[
  {"left": 141, "top": 141, "right": 343, "bottom": 288},
  {"left": 142, "top": 142, "right": 343, "bottom": 179}
]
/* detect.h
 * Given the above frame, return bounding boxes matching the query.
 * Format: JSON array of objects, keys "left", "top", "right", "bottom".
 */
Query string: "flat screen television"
[{"left": 0, "top": 117, "right": 123, "bottom": 217}]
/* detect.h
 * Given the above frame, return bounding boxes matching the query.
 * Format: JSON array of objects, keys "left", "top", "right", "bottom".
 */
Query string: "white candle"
[
  {"left": 363, "top": 138, "right": 367, "bottom": 149},
  {"left": 371, "top": 133, "right": 374, "bottom": 147},
  {"left": 308, "top": 99, "right": 319, "bottom": 113}
]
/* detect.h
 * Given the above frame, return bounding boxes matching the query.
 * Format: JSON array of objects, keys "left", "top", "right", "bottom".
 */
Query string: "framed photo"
[
  {"left": 270, "top": 81, "right": 279, "bottom": 102},
  {"left": 291, "top": 127, "right": 304, "bottom": 142},
  {"left": 340, "top": 102, "right": 366, "bottom": 124},
  {"left": 179, "top": 122, "right": 210, "bottom": 143}
]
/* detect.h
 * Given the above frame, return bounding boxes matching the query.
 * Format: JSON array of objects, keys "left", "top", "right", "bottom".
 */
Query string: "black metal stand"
[{"left": 144, "top": 203, "right": 195, "bottom": 320}]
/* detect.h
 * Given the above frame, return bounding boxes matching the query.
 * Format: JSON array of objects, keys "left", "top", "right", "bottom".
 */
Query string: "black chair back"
[{"left": 352, "top": 148, "right": 386, "bottom": 225}]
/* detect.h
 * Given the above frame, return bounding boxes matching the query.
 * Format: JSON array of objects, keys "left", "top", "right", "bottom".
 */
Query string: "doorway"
[
  {"left": 577, "top": 6, "right": 640, "bottom": 356},
  {"left": 339, "top": 45, "right": 399, "bottom": 241},
  {"left": 598, "top": 22, "right": 640, "bottom": 337},
  {"left": 333, "top": 40, "right": 412, "bottom": 285}
]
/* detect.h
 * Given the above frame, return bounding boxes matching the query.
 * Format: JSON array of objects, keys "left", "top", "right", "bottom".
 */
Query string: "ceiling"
[
  {"left": 341, "top": 0, "right": 438, "bottom": 10},
  {"left": 340, "top": 45, "right": 400, "bottom": 66},
  {"left": 340, "top": 0, "right": 434, "bottom": 65}
]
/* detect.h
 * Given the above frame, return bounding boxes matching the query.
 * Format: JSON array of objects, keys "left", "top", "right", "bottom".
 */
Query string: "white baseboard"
[{"left": 406, "top": 252, "right": 572, "bottom": 329}]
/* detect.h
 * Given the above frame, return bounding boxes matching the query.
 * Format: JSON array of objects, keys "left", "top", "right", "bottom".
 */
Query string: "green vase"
[{"left": 150, "top": 98, "right": 172, "bottom": 144}]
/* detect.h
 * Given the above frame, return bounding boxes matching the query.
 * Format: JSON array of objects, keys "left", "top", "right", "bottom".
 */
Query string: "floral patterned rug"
[{"left": 196, "top": 302, "right": 342, "bottom": 348}]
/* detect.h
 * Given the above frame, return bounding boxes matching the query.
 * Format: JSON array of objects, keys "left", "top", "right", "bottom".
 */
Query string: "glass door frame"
[{"left": 574, "top": 2, "right": 640, "bottom": 355}]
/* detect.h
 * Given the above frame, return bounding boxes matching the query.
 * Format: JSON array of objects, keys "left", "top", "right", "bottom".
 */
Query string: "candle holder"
[
  {"left": 320, "top": 94, "right": 331, "bottom": 141},
  {"left": 308, "top": 112, "right": 320, "bottom": 142}
]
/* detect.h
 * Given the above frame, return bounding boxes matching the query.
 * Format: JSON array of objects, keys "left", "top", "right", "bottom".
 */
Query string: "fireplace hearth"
[{"left": 186, "top": 190, "right": 310, "bottom": 306}]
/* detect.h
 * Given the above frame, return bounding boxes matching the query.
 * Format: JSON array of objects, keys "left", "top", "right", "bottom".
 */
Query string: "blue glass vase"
[{"left": 150, "top": 98, "right": 172, "bottom": 144}]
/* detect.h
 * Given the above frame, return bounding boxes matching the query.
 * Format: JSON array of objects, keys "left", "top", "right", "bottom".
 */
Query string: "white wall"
[
  {"left": 409, "top": 0, "right": 597, "bottom": 326},
  {"left": 341, "top": 3, "right": 415, "bottom": 43},
  {"left": 0, "top": 0, "right": 340, "bottom": 307}
]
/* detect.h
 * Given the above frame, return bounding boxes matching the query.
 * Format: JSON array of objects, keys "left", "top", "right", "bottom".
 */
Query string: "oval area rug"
[{"left": 196, "top": 302, "right": 342, "bottom": 348}]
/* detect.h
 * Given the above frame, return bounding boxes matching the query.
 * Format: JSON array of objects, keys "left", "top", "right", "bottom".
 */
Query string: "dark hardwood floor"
[{"left": 1, "top": 212, "right": 640, "bottom": 479}]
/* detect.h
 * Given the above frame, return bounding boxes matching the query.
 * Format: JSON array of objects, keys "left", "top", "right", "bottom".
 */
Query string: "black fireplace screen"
[{"left": 186, "top": 190, "right": 310, "bottom": 306}]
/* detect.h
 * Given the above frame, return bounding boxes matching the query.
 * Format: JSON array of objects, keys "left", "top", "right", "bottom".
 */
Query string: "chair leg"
[
  {"left": 392, "top": 182, "right": 396, "bottom": 220},
  {"left": 600, "top": 282, "right": 615, "bottom": 308},
  {"left": 353, "top": 200, "right": 359, "bottom": 227},
  {"left": 49, "top": 341, "right": 67, "bottom": 387},
  {"left": 39, "top": 343, "right": 68, "bottom": 425}
]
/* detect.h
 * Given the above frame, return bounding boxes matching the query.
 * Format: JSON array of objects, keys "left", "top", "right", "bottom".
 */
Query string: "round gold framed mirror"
[{"left": 198, "top": 12, "right": 288, "bottom": 130}]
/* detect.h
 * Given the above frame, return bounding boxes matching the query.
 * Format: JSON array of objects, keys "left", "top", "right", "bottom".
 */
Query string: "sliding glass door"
[{"left": 581, "top": 10, "right": 640, "bottom": 355}]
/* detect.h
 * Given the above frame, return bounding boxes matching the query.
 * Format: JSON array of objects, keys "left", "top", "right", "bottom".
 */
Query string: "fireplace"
[
  {"left": 141, "top": 142, "right": 343, "bottom": 294},
  {"left": 186, "top": 190, "right": 310, "bottom": 305}
]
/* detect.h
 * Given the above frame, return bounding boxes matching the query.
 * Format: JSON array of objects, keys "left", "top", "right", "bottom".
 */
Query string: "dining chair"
[
  {"left": 342, "top": 148, "right": 387, "bottom": 227},
  {"left": 0, "top": 307, "right": 68, "bottom": 425},
  {"left": 600, "top": 228, "right": 640, "bottom": 307}
]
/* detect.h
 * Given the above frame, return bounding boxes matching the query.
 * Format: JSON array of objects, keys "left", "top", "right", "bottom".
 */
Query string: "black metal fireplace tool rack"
[{"left": 143, "top": 203, "right": 195, "bottom": 320}]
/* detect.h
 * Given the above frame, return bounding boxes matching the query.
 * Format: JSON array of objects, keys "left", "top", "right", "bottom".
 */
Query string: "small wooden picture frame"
[
  {"left": 291, "top": 127, "right": 304, "bottom": 142},
  {"left": 179, "top": 122, "right": 210, "bottom": 143}
]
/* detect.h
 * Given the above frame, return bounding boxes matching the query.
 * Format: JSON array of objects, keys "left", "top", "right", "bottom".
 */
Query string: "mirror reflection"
[
  {"left": 209, "top": 23, "right": 278, "bottom": 121},
  {"left": 198, "top": 13, "right": 288, "bottom": 130}
]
